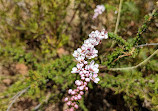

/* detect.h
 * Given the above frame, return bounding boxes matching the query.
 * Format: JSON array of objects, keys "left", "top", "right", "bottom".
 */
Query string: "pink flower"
[
  {"left": 84, "top": 82, "right": 87, "bottom": 85},
  {"left": 74, "top": 104, "right": 79, "bottom": 109},
  {"left": 77, "top": 94, "right": 82, "bottom": 100},
  {"left": 80, "top": 91, "right": 84, "bottom": 95},
  {"left": 64, "top": 97, "right": 68, "bottom": 102},
  {"left": 69, "top": 107, "right": 74, "bottom": 111},
  {"left": 71, "top": 96, "right": 74, "bottom": 101},
  {"left": 75, "top": 80, "right": 82, "bottom": 86},
  {"left": 71, "top": 91, "right": 76, "bottom": 95},
  {"left": 85, "top": 87, "right": 88, "bottom": 91},
  {"left": 93, "top": 5, "right": 105, "bottom": 19},
  {"left": 67, "top": 101, "right": 71, "bottom": 106},
  {"left": 79, "top": 86, "right": 84, "bottom": 90},
  {"left": 71, "top": 102, "right": 75, "bottom": 106},
  {"left": 74, "top": 96, "right": 78, "bottom": 100},
  {"left": 68, "top": 89, "right": 72, "bottom": 94}
]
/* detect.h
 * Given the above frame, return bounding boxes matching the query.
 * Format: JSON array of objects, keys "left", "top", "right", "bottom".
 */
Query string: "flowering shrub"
[
  {"left": 0, "top": 0, "right": 158, "bottom": 111},
  {"left": 65, "top": 29, "right": 108, "bottom": 110}
]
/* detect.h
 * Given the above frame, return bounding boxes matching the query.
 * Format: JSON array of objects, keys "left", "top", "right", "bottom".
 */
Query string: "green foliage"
[
  {"left": 99, "top": 68, "right": 158, "bottom": 110},
  {"left": 108, "top": 32, "right": 130, "bottom": 48},
  {"left": 0, "top": 0, "right": 70, "bottom": 58},
  {"left": 122, "top": 1, "right": 139, "bottom": 20},
  {"left": 0, "top": 55, "right": 76, "bottom": 110},
  {"left": 133, "top": 9, "right": 158, "bottom": 46}
]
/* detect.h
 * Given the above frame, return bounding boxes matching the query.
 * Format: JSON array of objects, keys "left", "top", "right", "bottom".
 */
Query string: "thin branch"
[
  {"left": 33, "top": 90, "right": 66, "bottom": 111},
  {"left": 135, "top": 43, "right": 158, "bottom": 47},
  {"left": 114, "top": 0, "right": 123, "bottom": 34},
  {"left": 7, "top": 86, "right": 30, "bottom": 111},
  {"left": 33, "top": 92, "right": 51, "bottom": 111},
  {"left": 111, "top": 0, "right": 123, "bottom": 48},
  {"left": 108, "top": 49, "right": 158, "bottom": 71}
]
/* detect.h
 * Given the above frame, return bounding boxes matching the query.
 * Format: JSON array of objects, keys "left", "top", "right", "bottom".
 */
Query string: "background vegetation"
[{"left": 0, "top": 0, "right": 158, "bottom": 111}]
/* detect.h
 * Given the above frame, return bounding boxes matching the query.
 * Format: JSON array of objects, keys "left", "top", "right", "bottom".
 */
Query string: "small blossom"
[
  {"left": 93, "top": 5, "right": 105, "bottom": 19},
  {"left": 85, "top": 78, "right": 90, "bottom": 82},
  {"left": 74, "top": 104, "right": 79, "bottom": 109},
  {"left": 85, "top": 60, "right": 99, "bottom": 74},
  {"left": 80, "top": 91, "right": 84, "bottom": 95},
  {"left": 94, "top": 77, "right": 100, "bottom": 83},
  {"left": 71, "top": 67, "right": 78, "bottom": 73},
  {"left": 67, "top": 101, "right": 71, "bottom": 106},
  {"left": 77, "top": 94, "right": 82, "bottom": 100},
  {"left": 64, "top": 97, "right": 68, "bottom": 102},
  {"left": 69, "top": 107, "right": 74, "bottom": 111},
  {"left": 81, "top": 76, "right": 85, "bottom": 80},
  {"left": 68, "top": 89, "right": 72, "bottom": 94},
  {"left": 79, "top": 86, "right": 84, "bottom": 90},
  {"left": 75, "top": 80, "right": 82, "bottom": 86},
  {"left": 85, "top": 87, "right": 88, "bottom": 91},
  {"left": 71, "top": 91, "right": 76, "bottom": 95}
]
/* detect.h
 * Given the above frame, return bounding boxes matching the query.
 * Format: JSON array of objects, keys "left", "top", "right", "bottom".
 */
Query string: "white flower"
[
  {"left": 85, "top": 78, "right": 90, "bottom": 82},
  {"left": 100, "top": 29, "right": 108, "bottom": 39},
  {"left": 90, "top": 73, "right": 100, "bottom": 83},
  {"left": 76, "top": 56, "right": 85, "bottom": 62},
  {"left": 77, "top": 63, "right": 84, "bottom": 70},
  {"left": 75, "top": 80, "right": 82, "bottom": 86},
  {"left": 72, "top": 48, "right": 85, "bottom": 62},
  {"left": 85, "top": 47, "right": 98, "bottom": 59},
  {"left": 94, "top": 77, "right": 100, "bottom": 83},
  {"left": 85, "top": 38, "right": 99, "bottom": 46},
  {"left": 71, "top": 67, "right": 78, "bottom": 73},
  {"left": 68, "top": 89, "right": 72, "bottom": 94},
  {"left": 86, "top": 60, "right": 99, "bottom": 73}
]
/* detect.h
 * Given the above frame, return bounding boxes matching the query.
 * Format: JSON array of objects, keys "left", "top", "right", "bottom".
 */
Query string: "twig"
[
  {"left": 68, "top": 4, "right": 80, "bottom": 25},
  {"left": 114, "top": 0, "right": 123, "bottom": 34},
  {"left": 33, "top": 92, "right": 51, "bottom": 111},
  {"left": 110, "top": 0, "right": 123, "bottom": 48},
  {"left": 108, "top": 49, "right": 158, "bottom": 71},
  {"left": 33, "top": 90, "right": 66, "bottom": 111},
  {"left": 7, "top": 86, "right": 30, "bottom": 111},
  {"left": 112, "top": 48, "right": 135, "bottom": 63},
  {"left": 135, "top": 43, "right": 158, "bottom": 47}
]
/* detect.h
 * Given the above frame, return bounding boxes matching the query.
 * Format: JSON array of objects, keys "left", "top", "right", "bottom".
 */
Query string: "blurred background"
[{"left": 0, "top": 0, "right": 158, "bottom": 111}]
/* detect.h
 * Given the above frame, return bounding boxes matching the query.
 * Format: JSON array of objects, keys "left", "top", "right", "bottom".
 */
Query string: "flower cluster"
[
  {"left": 64, "top": 29, "right": 108, "bottom": 111},
  {"left": 93, "top": 5, "right": 105, "bottom": 19}
]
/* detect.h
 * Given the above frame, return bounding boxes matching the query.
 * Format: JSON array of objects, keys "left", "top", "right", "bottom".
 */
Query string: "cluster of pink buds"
[
  {"left": 93, "top": 5, "right": 105, "bottom": 19},
  {"left": 64, "top": 29, "right": 108, "bottom": 111}
]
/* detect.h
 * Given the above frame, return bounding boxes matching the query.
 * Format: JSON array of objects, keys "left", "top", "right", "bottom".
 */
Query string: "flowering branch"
[{"left": 64, "top": 29, "right": 108, "bottom": 111}]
